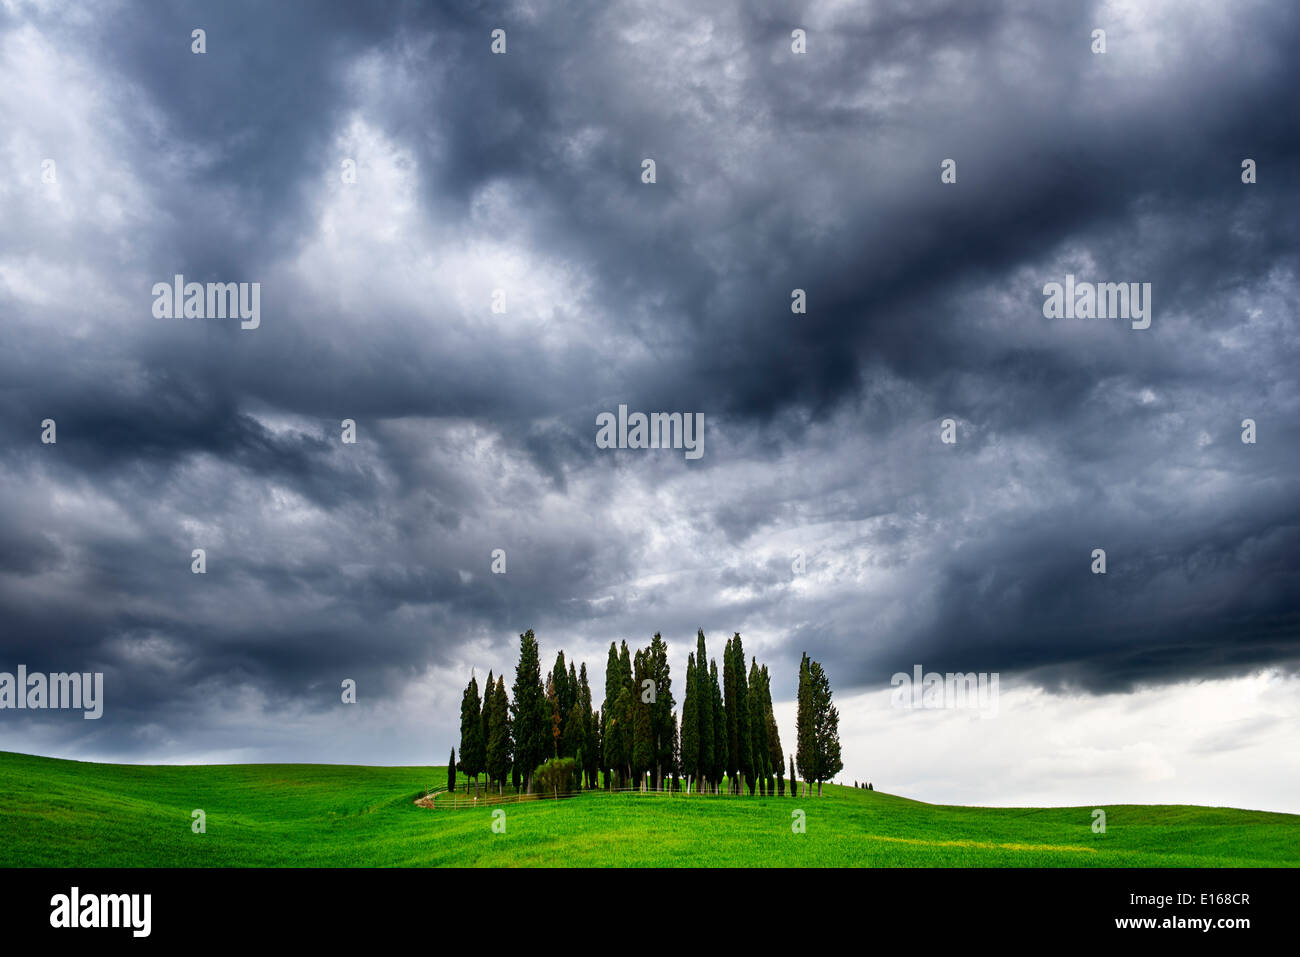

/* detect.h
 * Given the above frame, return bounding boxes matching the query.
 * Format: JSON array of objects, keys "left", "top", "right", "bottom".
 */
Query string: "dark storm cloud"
[{"left": 1, "top": 0, "right": 1298, "bottom": 764}]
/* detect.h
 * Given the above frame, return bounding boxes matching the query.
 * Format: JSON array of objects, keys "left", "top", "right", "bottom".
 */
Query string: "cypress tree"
[
  {"left": 547, "top": 670, "right": 564, "bottom": 758},
  {"left": 578, "top": 663, "right": 597, "bottom": 788},
  {"left": 596, "top": 707, "right": 606, "bottom": 789},
  {"left": 618, "top": 641, "right": 635, "bottom": 785},
  {"left": 789, "top": 755, "right": 797, "bottom": 797},
  {"left": 669, "top": 711, "right": 680, "bottom": 791},
  {"left": 748, "top": 657, "right": 769, "bottom": 795},
  {"left": 618, "top": 641, "right": 633, "bottom": 697},
  {"left": 510, "top": 630, "right": 546, "bottom": 792},
  {"left": 723, "top": 634, "right": 752, "bottom": 793},
  {"left": 551, "top": 652, "right": 567, "bottom": 712},
  {"left": 601, "top": 641, "right": 635, "bottom": 788},
  {"left": 548, "top": 651, "right": 572, "bottom": 747},
  {"left": 551, "top": 650, "right": 572, "bottom": 748},
  {"left": 567, "top": 660, "right": 579, "bottom": 743},
  {"left": 737, "top": 635, "right": 753, "bottom": 794},
  {"left": 611, "top": 685, "right": 633, "bottom": 787},
  {"left": 709, "top": 659, "right": 726, "bottom": 793},
  {"left": 696, "top": 632, "right": 714, "bottom": 792},
  {"left": 483, "top": 680, "right": 499, "bottom": 792},
  {"left": 486, "top": 675, "right": 512, "bottom": 793},
  {"left": 762, "top": 664, "right": 784, "bottom": 796},
  {"left": 796, "top": 652, "right": 813, "bottom": 797},
  {"left": 459, "top": 674, "right": 485, "bottom": 796},
  {"left": 755, "top": 664, "right": 774, "bottom": 786},
  {"left": 681, "top": 652, "right": 699, "bottom": 792},
  {"left": 562, "top": 699, "right": 585, "bottom": 767},
  {"left": 498, "top": 676, "right": 513, "bottom": 790},
  {"left": 448, "top": 747, "right": 456, "bottom": 794},
  {"left": 647, "top": 633, "right": 674, "bottom": 790},
  {"left": 631, "top": 648, "right": 654, "bottom": 790},
  {"left": 480, "top": 669, "right": 494, "bottom": 780},
  {"left": 722, "top": 637, "right": 738, "bottom": 792},
  {"left": 809, "top": 658, "right": 844, "bottom": 796},
  {"left": 601, "top": 642, "right": 620, "bottom": 787}
]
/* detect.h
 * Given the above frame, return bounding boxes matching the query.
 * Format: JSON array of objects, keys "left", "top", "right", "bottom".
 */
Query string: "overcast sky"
[{"left": 1, "top": 0, "right": 1297, "bottom": 813}]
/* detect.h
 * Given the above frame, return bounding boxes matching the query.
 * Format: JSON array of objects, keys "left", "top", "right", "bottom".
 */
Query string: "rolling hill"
[{"left": 1, "top": 751, "right": 1295, "bottom": 867}]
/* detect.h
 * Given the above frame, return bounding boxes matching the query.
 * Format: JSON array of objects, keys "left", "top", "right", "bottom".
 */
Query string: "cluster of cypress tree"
[
  {"left": 545, "top": 649, "right": 600, "bottom": 789},
  {"left": 676, "top": 630, "right": 786, "bottom": 795},
  {"left": 453, "top": 629, "right": 845, "bottom": 798},
  {"left": 456, "top": 670, "right": 513, "bottom": 795},
  {"left": 600, "top": 633, "right": 676, "bottom": 791}
]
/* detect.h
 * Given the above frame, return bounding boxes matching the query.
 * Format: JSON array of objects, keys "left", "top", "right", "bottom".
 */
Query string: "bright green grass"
[{"left": 1, "top": 750, "right": 1296, "bottom": 867}]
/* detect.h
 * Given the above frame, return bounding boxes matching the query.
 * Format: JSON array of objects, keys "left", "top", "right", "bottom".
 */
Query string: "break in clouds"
[{"left": 1, "top": 0, "right": 1298, "bottom": 810}]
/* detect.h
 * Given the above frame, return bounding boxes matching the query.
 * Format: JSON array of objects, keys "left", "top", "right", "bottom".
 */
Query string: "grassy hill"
[{"left": 1, "top": 750, "right": 1296, "bottom": 867}]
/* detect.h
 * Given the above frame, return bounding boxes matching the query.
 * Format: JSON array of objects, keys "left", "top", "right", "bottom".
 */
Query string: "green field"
[{"left": 1, "top": 750, "right": 1296, "bottom": 867}]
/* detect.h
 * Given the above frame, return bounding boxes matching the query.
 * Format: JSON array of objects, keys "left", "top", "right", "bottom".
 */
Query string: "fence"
[
  {"left": 418, "top": 787, "right": 580, "bottom": 809},
  {"left": 418, "top": 780, "right": 798, "bottom": 809}
]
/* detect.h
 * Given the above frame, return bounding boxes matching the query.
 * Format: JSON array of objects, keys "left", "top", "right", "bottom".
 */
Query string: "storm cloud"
[{"left": 1, "top": 0, "right": 1297, "bottom": 809}]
